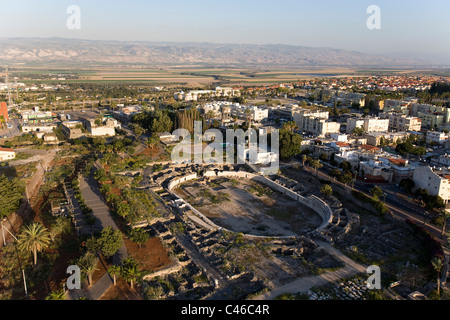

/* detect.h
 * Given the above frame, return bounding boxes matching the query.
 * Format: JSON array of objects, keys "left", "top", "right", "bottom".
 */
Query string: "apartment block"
[
  {"left": 387, "top": 114, "right": 422, "bottom": 132},
  {"left": 346, "top": 117, "right": 389, "bottom": 134},
  {"left": 413, "top": 166, "right": 450, "bottom": 203}
]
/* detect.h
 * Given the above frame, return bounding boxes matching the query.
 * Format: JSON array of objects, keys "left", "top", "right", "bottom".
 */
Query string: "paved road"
[
  {"left": 66, "top": 170, "right": 128, "bottom": 300},
  {"left": 300, "top": 163, "right": 447, "bottom": 241}
]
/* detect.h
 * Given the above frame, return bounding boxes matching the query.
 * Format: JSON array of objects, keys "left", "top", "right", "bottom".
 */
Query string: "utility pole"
[{"left": 5, "top": 66, "right": 12, "bottom": 106}]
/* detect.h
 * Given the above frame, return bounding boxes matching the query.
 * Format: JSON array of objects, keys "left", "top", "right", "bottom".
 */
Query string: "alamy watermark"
[
  {"left": 66, "top": 265, "right": 81, "bottom": 290},
  {"left": 366, "top": 5, "right": 381, "bottom": 30},
  {"left": 367, "top": 265, "right": 381, "bottom": 290},
  {"left": 66, "top": 5, "right": 81, "bottom": 30}
]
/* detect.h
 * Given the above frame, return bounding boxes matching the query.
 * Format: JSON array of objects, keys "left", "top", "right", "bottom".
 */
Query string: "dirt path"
[{"left": 252, "top": 241, "right": 367, "bottom": 300}]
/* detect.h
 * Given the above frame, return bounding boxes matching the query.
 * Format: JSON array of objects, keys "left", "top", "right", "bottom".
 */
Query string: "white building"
[
  {"left": 0, "top": 147, "right": 16, "bottom": 161},
  {"left": 85, "top": 118, "right": 119, "bottom": 137},
  {"left": 346, "top": 117, "right": 389, "bottom": 134},
  {"left": 385, "top": 114, "right": 422, "bottom": 132},
  {"left": 426, "top": 131, "right": 448, "bottom": 144},
  {"left": 413, "top": 166, "right": 450, "bottom": 203}
]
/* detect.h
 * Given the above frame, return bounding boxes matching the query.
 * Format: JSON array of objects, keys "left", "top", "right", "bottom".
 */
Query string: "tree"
[
  {"left": 302, "top": 154, "right": 308, "bottom": 167},
  {"left": 440, "top": 211, "right": 450, "bottom": 237},
  {"left": 78, "top": 252, "right": 99, "bottom": 286},
  {"left": 320, "top": 184, "right": 333, "bottom": 198},
  {"left": 370, "top": 186, "right": 384, "bottom": 199},
  {"left": 108, "top": 265, "right": 122, "bottom": 286},
  {"left": 131, "top": 123, "right": 146, "bottom": 138},
  {"left": 396, "top": 142, "right": 414, "bottom": 156},
  {"left": 146, "top": 133, "right": 160, "bottom": 150},
  {"left": 0, "top": 175, "right": 25, "bottom": 218},
  {"left": 399, "top": 178, "right": 415, "bottom": 193},
  {"left": 352, "top": 126, "right": 365, "bottom": 136},
  {"left": 97, "top": 226, "right": 123, "bottom": 258},
  {"left": 121, "top": 257, "right": 142, "bottom": 289},
  {"left": 17, "top": 222, "right": 51, "bottom": 266},
  {"left": 45, "top": 289, "right": 66, "bottom": 300},
  {"left": 431, "top": 257, "right": 444, "bottom": 297},
  {"left": 279, "top": 130, "right": 303, "bottom": 160},
  {"left": 311, "top": 159, "right": 323, "bottom": 176},
  {"left": 128, "top": 228, "right": 149, "bottom": 248},
  {"left": 282, "top": 121, "right": 298, "bottom": 135}
]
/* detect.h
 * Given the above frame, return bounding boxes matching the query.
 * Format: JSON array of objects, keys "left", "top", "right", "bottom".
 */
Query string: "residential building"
[
  {"left": 387, "top": 114, "right": 422, "bottom": 132},
  {"left": 85, "top": 118, "right": 119, "bottom": 137},
  {"left": 413, "top": 166, "right": 450, "bottom": 203},
  {"left": 21, "top": 124, "right": 58, "bottom": 134},
  {"left": 383, "top": 99, "right": 412, "bottom": 115},
  {"left": 331, "top": 133, "right": 348, "bottom": 142},
  {"left": 20, "top": 110, "right": 56, "bottom": 124},
  {"left": 0, "top": 147, "right": 15, "bottom": 161},
  {"left": 300, "top": 116, "right": 341, "bottom": 137},
  {"left": 346, "top": 117, "right": 389, "bottom": 134},
  {"left": 293, "top": 109, "right": 340, "bottom": 137},
  {"left": 366, "top": 132, "right": 409, "bottom": 147},
  {"left": 426, "top": 131, "right": 448, "bottom": 144},
  {"left": 61, "top": 121, "right": 85, "bottom": 139},
  {"left": 359, "top": 159, "right": 393, "bottom": 183}
]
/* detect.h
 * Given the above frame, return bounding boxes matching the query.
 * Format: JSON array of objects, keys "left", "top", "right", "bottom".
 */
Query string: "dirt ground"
[
  {"left": 176, "top": 178, "right": 322, "bottom": 237},
  {"left": 124, "top": 237, "right": 173, "bottom": 272},
  {"left": 99, "top": 278, "right": 143, "bottom": 300}
]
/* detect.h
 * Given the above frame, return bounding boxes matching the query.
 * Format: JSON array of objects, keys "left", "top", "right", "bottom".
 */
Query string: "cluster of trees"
[
  {"left": 414, "top": 188, "right": 445, "bottom": 212},
  {"left": 96, "top": 169, "right": 159, "bottom": 224},
  {"left": 417, "top": 81, "right": 450, "bottom": 104},
  {"left": 85, "top": 226, "right": 123, "bottom": 259},
  {"left": 329, "top": 161, "right": 355, "bottom": 185},
  {"left": 0, "top": 175, "right": 25, "bottom": 218},
  {"left": 395, "top": 141, "right": 426, "bottom": 157},
  {"left": 279, "top": 122, "right": 303, "bottom": 160},
  {"left": 132, "top": 109, "right": 173, "bottom": 135},
  {"left": 108, "top": 257, "right": 143, "bottom": 289}
]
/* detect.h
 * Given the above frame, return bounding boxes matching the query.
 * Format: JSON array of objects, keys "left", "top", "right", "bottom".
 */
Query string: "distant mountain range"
[{"left": 0, "top": 37, "right": 446, "bottom": 68}]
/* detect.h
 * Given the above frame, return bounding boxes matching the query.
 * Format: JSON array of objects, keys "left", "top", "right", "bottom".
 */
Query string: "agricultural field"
[{"left": 8, "top": 66, "right": 363, "bottom": 87}]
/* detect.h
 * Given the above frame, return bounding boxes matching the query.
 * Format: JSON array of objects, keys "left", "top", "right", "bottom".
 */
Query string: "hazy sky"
[{"left": 1, "top": 0, "right": 449, "bottom": 55}]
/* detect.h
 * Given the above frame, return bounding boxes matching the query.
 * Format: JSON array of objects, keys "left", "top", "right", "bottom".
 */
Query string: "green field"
[{"left": 7, "top": 66, "right": 444, "bottom": 87}]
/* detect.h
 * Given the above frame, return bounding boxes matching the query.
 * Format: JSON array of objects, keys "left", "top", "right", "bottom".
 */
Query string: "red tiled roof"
[
  {"left": 359, "top": 144, "right": 380, "bottom": 151},
  {"left": 388, "top": 158, "right": 406, "bottom": 165},
  {"left": 336, "top": 142, "right": 350, "bottom": 147},
  {"left": 0, "top": 147, "right": 15, "bottom": 152}
]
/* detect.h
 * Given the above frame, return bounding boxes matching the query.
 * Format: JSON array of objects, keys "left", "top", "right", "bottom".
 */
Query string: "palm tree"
[
  {"left": 121, "top": 258, "right": 141, "bottom": 289},
  {"left": 431, "top": 257, "right": 444, "bottom": 297},
  {"left": 311, "top": 159, "right": 323, "bottom": 177},
  {"left": 282, "top": 121, "right": 298, "bottom": 134},
  {"left": 45, "top": 289, "right": 66, "bottom": 300},
  {"left": 108, "top": 265, "right": 122, "bottom": 286},
  {"left": 302, "top": 154, "right": 308, "bottom": 167},
  {"left": 440, "top": 210, "right": 450, "bottom": 237},
  {"left": 17, "top": 222, "right": 51, "bottom": 266},
  {"left": 78, "top": 252, "right": 99, "bottom": 287}
]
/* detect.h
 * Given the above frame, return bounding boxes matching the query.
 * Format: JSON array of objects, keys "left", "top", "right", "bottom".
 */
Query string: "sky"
[{"left": 0, "top": 0, "right": 449, "bottom": 56}]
